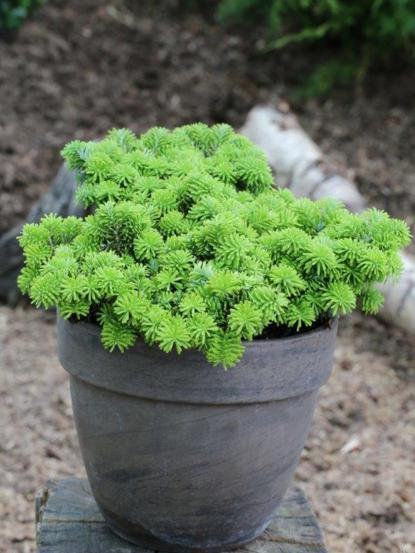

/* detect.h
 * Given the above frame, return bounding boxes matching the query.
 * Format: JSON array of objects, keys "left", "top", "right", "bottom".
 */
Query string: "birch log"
[{"left": 241, "top": 104, "right": 415, "bottom": 335}]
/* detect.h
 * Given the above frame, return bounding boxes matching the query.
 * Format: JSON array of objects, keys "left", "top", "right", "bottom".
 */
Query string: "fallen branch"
[{"left": 241, "top": 104, "right": 415, "bottom": 334}]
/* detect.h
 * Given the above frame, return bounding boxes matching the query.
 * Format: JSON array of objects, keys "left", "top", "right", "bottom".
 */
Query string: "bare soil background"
[{"left": 0, "top": 1, "right": 414, "bottom": 552}]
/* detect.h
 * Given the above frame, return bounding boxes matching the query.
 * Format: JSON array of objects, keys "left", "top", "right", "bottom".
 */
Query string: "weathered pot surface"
[{"left": 57, "top": 316, "right": 338, "bottom": 553}]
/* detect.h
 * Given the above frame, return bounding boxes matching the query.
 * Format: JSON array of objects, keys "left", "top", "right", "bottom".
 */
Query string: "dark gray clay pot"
[{"left": 57, "top": 317, "right": 338, "bottom": 553}]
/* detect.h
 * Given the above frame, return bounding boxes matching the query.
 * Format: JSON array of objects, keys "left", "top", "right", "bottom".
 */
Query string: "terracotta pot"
[{"left": 57, "top": 316, "right": 337, "bottom": 553}]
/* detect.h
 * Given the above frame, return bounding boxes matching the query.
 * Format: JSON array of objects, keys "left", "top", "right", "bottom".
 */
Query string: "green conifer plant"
[{"left": 18, "top": 124, "right": 411, "bottom": 368}]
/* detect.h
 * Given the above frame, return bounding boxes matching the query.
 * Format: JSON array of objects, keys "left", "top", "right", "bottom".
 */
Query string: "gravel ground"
[{"left": 1, "top": 307, "right": 414, "bottom": 553}]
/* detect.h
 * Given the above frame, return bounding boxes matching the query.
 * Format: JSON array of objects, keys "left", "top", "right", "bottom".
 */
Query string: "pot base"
[{"left": 106, "top": 517, "right": 271, "bottom": 553}]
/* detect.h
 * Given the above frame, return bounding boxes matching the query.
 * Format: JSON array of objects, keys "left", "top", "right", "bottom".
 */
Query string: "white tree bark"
[{"left": 241, "top": 104, "right": 415, "bottom": 335}]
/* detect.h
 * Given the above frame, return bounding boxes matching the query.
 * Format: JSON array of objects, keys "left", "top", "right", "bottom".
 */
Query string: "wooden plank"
[{"left": 36, "top": 478, "right": 327, "bottom": 553}]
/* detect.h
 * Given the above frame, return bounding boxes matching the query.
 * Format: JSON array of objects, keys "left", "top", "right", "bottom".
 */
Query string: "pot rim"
[{"left": 57, "top": 316, "right": 338, "bottom": 404}]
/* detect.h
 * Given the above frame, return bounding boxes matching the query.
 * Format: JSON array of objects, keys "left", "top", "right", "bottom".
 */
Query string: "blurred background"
[{"left": 0, "top": 1, "right": 414, "bottom": 552}]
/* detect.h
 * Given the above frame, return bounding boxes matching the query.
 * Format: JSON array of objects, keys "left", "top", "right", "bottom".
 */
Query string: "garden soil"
[{"left": 0, "top": 1, "right": 414, "bottom": 553}]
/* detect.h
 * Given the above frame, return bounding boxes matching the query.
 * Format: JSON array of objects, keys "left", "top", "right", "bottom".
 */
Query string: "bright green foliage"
[
  {"left": 217, "top": 0, "right": 415, "bottom": 95},
  {"left": 18, "top": 124, "right": 411, "bottom": 368},
  {"left": 0, "top": 0, "right": 44, "bottom": 31}
]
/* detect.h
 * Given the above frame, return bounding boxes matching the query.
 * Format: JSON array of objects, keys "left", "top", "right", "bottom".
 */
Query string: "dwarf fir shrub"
[{"left": 18, "top": 124, "right": 411, "bottom": 368}]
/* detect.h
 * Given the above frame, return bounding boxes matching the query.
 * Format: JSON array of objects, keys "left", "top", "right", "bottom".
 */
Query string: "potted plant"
[{"left": 18, "top": 124, "right": 411, "bottom": 552}]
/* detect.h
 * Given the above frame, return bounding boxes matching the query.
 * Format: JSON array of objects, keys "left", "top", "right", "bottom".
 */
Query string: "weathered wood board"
[{"left": 36, "top": 478, "right": 328, "bottom": 553}]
